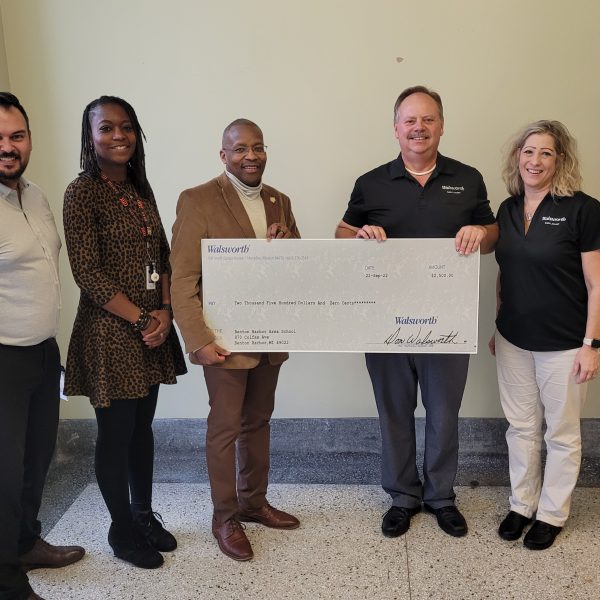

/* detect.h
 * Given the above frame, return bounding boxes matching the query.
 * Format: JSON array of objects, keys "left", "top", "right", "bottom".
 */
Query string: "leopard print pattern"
[{"left": 63, "top": 174, "right": 186, "bottom": 408}]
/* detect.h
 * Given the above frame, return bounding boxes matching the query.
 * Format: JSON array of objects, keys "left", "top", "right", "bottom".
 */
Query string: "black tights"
[{"left": 94, "top": 385, "right": 159, "bottom": 528}]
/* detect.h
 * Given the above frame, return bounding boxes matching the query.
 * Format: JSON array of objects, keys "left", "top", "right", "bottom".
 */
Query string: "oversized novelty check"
[{"left": 202, "top": 239, "right": 479, "bottom": 353}]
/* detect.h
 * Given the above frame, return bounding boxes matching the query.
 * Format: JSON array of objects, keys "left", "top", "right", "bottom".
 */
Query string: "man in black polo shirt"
[{"left": 336, "top": 86, "right": 497, "bottom": 538}]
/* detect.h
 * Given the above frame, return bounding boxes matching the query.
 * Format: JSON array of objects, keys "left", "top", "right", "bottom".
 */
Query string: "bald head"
[{"left": 222, "top": 118, "right": 262, "bottom": 147}]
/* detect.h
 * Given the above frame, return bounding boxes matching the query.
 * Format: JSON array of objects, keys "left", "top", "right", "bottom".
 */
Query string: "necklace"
[
  {"left": 101, "top": 174, "right": 160, "bottom": 283},
  {"left": 405, "top": 164, "right": 436, "bottom": 177},
  {"left": 524, "top": 195, "right": 542, "bottom": 223},
  {"left": 101, "top": 174, "right": 153, "bottom": 238}
]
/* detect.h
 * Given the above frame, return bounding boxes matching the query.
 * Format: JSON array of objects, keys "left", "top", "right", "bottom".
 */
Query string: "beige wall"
[
  {"left": 0, "top": 0, "right": 598, "bottom": 418},
  {"left": 0, "top": 7, "right": 9, "bottom": 88}
]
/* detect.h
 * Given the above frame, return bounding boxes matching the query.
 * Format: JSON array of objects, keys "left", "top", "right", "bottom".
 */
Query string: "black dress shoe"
[
  {"left": 381, "top": 506, "right": 421, "bottom": 538},
  {"left": 134, "top": 510, "right": 177, "bottom": 552},
  {"left": 523, "top": 520, "right": 562, "bottom": 550},
  {"left": 498, "top": 511, "right": 532, "bottom": 541},
  {"left": 424, "top": 504, "right": 468, "bottom": 537}
]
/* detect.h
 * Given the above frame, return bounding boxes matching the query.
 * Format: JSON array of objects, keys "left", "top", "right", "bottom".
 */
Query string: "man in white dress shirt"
[{"left": 0, "top": 93, "right": 83, "bottom": 600}]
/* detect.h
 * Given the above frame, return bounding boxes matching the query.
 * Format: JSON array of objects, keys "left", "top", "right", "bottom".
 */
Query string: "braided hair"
[{"left": 80, "top": 95, "right": 152, "bottom": 199}]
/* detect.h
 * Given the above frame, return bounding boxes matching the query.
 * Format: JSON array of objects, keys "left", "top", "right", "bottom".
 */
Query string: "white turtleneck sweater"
[{"left": 225, "top": 171, "right": 267, "bottom": 239}]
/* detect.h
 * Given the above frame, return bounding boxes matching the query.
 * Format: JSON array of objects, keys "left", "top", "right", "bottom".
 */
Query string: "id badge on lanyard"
[{"left": 146, "top": 261, "right": 160, "bottom": 290}]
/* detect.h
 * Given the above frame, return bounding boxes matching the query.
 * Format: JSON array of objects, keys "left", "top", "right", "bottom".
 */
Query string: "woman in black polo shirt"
[{"left": 490, "top": 120, "right": 600, "bottom": 550}]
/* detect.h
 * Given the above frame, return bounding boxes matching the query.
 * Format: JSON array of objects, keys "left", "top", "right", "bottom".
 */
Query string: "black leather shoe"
[
  {"left": 134, "top": 510, "right": 177, "bottom": 552},
  {"left": 498, "top": 511, "right": 532, "bottom": 541},
  {"left": 424, "top": 504, "right": 468, "bottom": 537},
  {"left": 108, "top": 523, "right": 164, "bottom": 569},
  {"left": 523, "top": 520, "right": 562, "bottom": 550},
  {"left": 381, "top": 506, "right": 421, "bottom": 538}
]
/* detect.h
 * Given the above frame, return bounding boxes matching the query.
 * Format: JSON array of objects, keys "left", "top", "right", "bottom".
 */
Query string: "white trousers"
[{"left": 495, "top": 332, "right": 588, "bottom": 527}]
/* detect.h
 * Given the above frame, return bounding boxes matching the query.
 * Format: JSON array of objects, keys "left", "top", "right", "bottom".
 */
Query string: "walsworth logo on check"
[{"left": 202, "top": 239, "right": 480, "bottom": 353}]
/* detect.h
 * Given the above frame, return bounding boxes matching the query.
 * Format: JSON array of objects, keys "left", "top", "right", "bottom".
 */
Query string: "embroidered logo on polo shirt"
[
  {"left": 542, "top": 216, "right": 566, "bottom": 226},
  {"left": 441, "top": 185, "right": 464, "bottom": 194}
]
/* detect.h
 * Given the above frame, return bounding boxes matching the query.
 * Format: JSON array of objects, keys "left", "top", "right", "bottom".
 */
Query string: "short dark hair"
[
  {"left": 0, "top": 92, "right": 30, "bottom": 130},
  {"left": 393, "top": 85, "right": 443, "bottom": 123},
  {"left": 80, "top": 95, "right": 151, "bottom": 199}
]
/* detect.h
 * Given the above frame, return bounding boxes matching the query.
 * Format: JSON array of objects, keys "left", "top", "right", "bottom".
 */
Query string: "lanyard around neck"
[{"left": 101, "top": 173, "right": 153, "bottom": 239}]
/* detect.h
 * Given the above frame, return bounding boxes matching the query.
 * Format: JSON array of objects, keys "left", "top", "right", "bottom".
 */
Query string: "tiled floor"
[
  {"left": 39, "top": 446, "right": 600, "bottom": 538},
  {"left": 30, "top": 483, "right": 600, "bottom": 600}
]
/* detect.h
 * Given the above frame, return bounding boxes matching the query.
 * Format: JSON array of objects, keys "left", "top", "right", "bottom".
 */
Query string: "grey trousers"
[{"left": 366, "top": 353, "right": 469, "bottom": 509}]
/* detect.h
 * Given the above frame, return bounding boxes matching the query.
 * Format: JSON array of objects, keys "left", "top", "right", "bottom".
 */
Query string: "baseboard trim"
[{"left": 54, "top": 417, "right": 600, "bottom": 460}]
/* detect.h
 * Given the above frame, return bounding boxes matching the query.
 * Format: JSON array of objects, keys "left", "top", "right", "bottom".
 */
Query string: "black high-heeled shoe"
[
  {"left": 133, "top": 510, "right": 177, "bottom": 552},
  {"left": 108, "top": 523, "right": 164, "bottom": 568}
]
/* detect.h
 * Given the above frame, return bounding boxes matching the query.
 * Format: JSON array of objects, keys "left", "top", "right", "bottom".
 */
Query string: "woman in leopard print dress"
[{"left": 63, "top": 96, "right": 186, "bottom": 569}]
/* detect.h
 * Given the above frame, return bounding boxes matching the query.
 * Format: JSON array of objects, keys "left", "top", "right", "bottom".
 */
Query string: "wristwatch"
[{"left": 583, "top": 338, "right": 600, "bottom": 349}]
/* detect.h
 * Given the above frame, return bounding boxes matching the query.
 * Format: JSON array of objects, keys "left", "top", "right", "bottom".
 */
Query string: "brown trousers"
[{"left": 203, "top": 356, "right": 281, "bottom": 524}]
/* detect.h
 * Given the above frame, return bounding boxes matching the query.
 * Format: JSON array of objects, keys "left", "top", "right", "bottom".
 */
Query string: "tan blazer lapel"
[
  {"left": 217, "top": 173, "right": 256, "bottom": 238},
  {"left": 262, "top": 188, "right": 283, "bottom": 228}
]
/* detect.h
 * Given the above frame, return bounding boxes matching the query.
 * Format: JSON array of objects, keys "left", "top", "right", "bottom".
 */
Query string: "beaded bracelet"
[
  {"left": 132, "top": 307, "right": 152, "bottom": 332},
  {"left": 159, "top": 303, "right": 172, "bottom": 313}
]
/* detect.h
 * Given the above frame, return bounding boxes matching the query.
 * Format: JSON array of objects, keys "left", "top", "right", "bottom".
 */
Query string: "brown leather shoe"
[
  {"left": 212, "top": 518, "right": 253, "bottom": 561},
  {"left": 19, "top": 538, "right": 85, "bottom": 571},
  {"left": 239, "top": 503, "right": 300, "bottom": 529}
]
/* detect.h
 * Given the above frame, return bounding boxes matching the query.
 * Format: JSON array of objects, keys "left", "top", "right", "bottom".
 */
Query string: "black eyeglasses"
[{"left": 223, "top": 145, "right": 267, "bottom": 156}]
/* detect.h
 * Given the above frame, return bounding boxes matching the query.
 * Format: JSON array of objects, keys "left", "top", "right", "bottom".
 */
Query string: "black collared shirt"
[
  {"left": 343, "top": 154, "right": 495, "bottom": 238},
  {"left": 495, "top": 191, "right": 600, "bottom": 351}
]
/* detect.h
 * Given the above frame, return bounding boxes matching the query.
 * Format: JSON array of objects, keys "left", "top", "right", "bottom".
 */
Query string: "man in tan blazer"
[{"left": 170, "top": 119, "right": 300, "bottom": 561}]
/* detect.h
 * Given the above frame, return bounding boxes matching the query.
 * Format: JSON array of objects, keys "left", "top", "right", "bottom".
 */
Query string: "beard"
[{"left": 0, "top": 152, "right": 28, "bottom": 182}]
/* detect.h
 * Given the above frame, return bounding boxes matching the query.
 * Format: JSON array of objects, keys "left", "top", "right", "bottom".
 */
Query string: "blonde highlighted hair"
[{"left": 502, "top": 120, "right": 582, "bottom": 197}]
